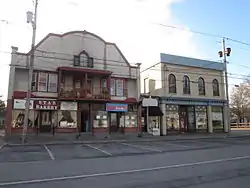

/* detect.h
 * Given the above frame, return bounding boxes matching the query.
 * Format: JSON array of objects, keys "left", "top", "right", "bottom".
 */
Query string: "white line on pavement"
[
  {"left": 121, "top": 142, "right": 162, "bottom": 152},
  {"left": 85, "top": 144, "right": 112, "bottom": 156},
  {"left": 44, "top": 145, "right": 55, "bottom": 160},
  {"left": 0, "top": 155, "right": 250, "bottom": 186}
]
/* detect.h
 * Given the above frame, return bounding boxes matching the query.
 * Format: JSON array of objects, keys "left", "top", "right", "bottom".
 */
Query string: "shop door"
[
  {"left": 40, "top": 111, "right": 52, "bottom": 133},
  {"left": 81, "top": 110, "right": 90, "bottom": 132},
  {"left": 187, "top": 106, "right": 196, "bottom": 132},
  {"left": 110, "top": 113, "right": 118, "bottom": 132},
  {"left": 179, "top": 106, "right": 188, "bottom": 132}
]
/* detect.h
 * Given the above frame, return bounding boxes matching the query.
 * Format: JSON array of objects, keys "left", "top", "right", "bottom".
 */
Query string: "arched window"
[
  {"left": 213, "top": 79, "right": 220, "bottom": 96},
  {"left": 168, "top": 74, "right": 176, "bottom": 93},
  {"left": 183, "top": 75, "right": 190, "bottom": 94},
  {"left": 198, "top": 77, "right": 205, "bottom": 95},
  {"left": 80, "top": 52, "right": 88, "bottom": 66}
]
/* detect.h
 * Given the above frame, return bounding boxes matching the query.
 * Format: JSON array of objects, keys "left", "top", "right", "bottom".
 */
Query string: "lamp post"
[{"left": 22, "top": 0, "right": 38, "bottom": 144}]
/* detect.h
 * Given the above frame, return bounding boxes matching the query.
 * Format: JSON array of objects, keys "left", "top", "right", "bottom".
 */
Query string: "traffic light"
[
  {"left": 218, "top": 51, "right": 223, "bottom": 58},
  {"left": 226, "top": 47, "right": 231, "bottom": 56}
]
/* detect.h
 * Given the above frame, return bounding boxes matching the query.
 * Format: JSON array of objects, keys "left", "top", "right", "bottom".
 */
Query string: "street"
[{"left": 0, "top": 137, "right": 250, "bottom": 187}]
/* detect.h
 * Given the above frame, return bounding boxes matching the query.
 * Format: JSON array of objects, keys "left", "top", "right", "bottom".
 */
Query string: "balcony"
[{"left": 59, "top": 86, "right": 110, "bottom": 100}]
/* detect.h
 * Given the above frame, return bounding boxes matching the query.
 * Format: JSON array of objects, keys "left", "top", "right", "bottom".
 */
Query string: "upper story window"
[
  {"left": 212, "top": 79, "right": 220, "bottom": 96},
  {"left": 110, "top": 78, "right": 126, "bottom": 97},
  {"left": 198, "top": 77, "right": 205, "bottom": 95},
  {"left": 73, "top": 50, "right": 94, "bottom": 68},
  {"left": 32, "top": 71, "right": 58, "bottom": 93},
  {"left": 168, "top": 74, "right": 176, "bottom": 93},
  {"left": 183, "top": 75, "right": 190, "bottom": 94}
]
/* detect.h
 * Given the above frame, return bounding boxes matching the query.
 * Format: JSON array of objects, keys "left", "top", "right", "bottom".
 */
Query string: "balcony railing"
[{"left": 59, "top": 86, "right": 110, "bottom": 100}]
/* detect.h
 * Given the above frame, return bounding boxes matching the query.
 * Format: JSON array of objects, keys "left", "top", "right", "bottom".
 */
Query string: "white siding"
[{"left": 126, "top": 79, "right": 137, "bottom": 98}]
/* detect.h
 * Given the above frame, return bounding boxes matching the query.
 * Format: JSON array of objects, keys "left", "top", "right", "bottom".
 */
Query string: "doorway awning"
[{"left": 142, "top": 106, "right": 163, "bottom": 117}]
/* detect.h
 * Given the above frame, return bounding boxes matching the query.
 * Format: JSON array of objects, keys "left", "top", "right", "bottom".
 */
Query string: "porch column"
[
  {"left": 207, "top": 105, "right": 213, "bottom": 133},
  {"left": 223, "top": 105, "right": 229, "bottom": 133},
  {"left": 160, "top": 103, "right": 167, "bottom": 136}
]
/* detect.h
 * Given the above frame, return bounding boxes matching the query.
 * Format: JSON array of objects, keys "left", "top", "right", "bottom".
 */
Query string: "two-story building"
[
  {"left": 141, "top": 53, "right": 229, "bottom": 135},
  {"left": 6, "top": 30, "right": 140, "bottom": 136}
]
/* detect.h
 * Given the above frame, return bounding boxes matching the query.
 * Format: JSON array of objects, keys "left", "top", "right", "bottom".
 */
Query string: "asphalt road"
[{"left": 0, "top": 137, "right": 250, "bottom": 187}]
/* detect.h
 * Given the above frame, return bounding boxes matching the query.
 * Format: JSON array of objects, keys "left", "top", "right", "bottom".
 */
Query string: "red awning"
[{"left": 57, "top": 67, "right": 112, "bottom": 75}]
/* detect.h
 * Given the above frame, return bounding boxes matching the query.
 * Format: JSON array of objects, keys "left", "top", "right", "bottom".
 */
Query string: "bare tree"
[{"left": 230, "top": 83, "right": 250, "bottom": 122}]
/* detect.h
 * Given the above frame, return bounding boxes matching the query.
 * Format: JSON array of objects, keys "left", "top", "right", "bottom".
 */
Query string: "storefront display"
[
  {"left": 12, "top": 110, "right": 36, "bottom": 128},
  {"left": 212, "top": 106, "right": 224, "bottom": 130},
  {"left": 93, "top": 111, "right": 108, "bottom": 128},
  {"left": 195, "top": 106, "right": 208, "bottom": 131},
  {"left": 124, "top": 112, "right": 137, "bottom": 127},
  {"left": 165, "top": 105, "right": 179, "bottom": 132},
  {"left": 58, "top": 102, "right": 77, "bottom": 128}
]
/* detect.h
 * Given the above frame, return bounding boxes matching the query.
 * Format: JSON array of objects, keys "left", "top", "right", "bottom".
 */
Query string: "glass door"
[
  {"left": 40, "top": 111, "right": 52, "bottom": 133},
  {"left": 110, "top": 113, "right": 118, "bottom": 132}
]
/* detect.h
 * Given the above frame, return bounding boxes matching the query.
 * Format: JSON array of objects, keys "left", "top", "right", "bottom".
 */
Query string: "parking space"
[
  {"left": 46, "top": 144, "right": 108, "bottom": 160},
  {"left": 84, "top": 142, "right": 155, "bottom": 156},
  {"left": 0, "top": 145, "right": 51, "bottom": 162}
]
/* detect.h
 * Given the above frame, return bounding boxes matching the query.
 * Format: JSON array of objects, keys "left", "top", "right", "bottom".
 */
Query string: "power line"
[{"left": 154, "top": 22, "right": 250, "bottom": 47}]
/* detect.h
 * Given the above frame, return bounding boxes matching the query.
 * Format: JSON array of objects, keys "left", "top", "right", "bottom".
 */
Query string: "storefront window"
[
  {"left": 166, "top": 105, "right": 179, "bottom": 131},
  {"left": 93, "top": 111, "right": 108, "bottom": 128},
  {"left": 212, "top": 106, "right": 224, "bottom": 130},
  {"left": 12, "top": 110, "right": 37, "bottom": 128},
  {"left": 58, "top": 102, "right": 77, "bottom": 128},
  {"left": 195, "top": 106, "right": 207, "bottom": 131},
  {"left": 124, "top": 112, "right": 137, "bottom": 127}
]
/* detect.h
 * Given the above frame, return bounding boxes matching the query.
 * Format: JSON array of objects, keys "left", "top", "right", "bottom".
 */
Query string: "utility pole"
[
  {"left": 22, "top": 0, "right": 38, "bottom": 144},
  {"left": 219, "top": 38, "right": 231, "bottom": 133}
]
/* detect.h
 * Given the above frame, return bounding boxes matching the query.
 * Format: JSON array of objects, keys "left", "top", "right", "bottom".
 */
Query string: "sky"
[{"left": 0, "top": 0, "right": 250, "bottom": 100}]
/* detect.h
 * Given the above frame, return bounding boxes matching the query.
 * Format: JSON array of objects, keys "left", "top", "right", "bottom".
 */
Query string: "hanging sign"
[
  {"left": 106, "top": 103, "right": 128, "bottom": 112},
  {"left": 34, "top": 100, "right": 59, "bottom": 110}
]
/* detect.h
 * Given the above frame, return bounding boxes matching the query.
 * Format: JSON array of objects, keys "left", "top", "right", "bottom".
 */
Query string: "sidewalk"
[{"left": 3, "top": 130, "right": 250, "bottom": 146}]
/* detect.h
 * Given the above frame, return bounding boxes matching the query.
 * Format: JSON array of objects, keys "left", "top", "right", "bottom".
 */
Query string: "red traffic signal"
[
  {"left": 226, "top": 47, "right": 231, "bottom": 56},
  {"left": 218, "top": 51, "right": 223, "bottom": 58}
]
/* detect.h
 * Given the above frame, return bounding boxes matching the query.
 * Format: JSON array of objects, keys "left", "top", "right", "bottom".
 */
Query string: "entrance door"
[
  {"left": 81, "top": 110, "right": 90, "bottom": 132},
  {"left": 187, "top": 106, "right": 196, "bottom": 132},
  {"left": 110, "top": 113, "right": 118, "bottom": 132},
  {"left": 40, "top": 111, "right": 52, "bottom": 133},
  {"left": 179, "top": 106, "right": 188, "bottom": 132}
]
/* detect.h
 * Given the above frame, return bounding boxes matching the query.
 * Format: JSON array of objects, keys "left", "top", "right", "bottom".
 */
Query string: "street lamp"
[{"left": 22, "top": 0, "right": 38, "bottom": 144}]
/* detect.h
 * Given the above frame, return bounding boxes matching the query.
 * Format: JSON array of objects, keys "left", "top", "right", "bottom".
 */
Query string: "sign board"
[
  {"left": 13, "top": 99, "right": 33, "bottom": 110},
  {"left": 142, "top": 98, "right": 158, "bottom": 107},
  {"left": 34, "top": 100, "right": 59, "bottom": 110},
  {"left": 106, "top": 103, "right": 128, "bottom": 112},
  {"left": 152, "top": 128, "right": 160, "bottom": 136},
  {"left": 60, "top": 102, "right": 77, "bottom": 111}
]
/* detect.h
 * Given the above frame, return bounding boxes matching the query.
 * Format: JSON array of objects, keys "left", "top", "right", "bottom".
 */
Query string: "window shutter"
[
  {"left": 73, "top": 55, "right": 80, "bottom": 66},
  {"left": 87, "top": 57, "right": 94, "bottom": 68}
]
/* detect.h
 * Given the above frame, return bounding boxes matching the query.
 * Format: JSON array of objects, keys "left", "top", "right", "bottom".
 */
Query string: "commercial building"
[
  {"left": 141, "top": 53, "right": 228, "bottom": 135},
  {"left": 5, "top": 31, "right": 140, "bottom": 136}
]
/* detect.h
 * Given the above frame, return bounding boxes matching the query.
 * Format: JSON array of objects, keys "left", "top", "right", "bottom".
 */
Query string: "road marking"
[
  {"left": 85, "top": 144, "right": 112, "bottom": 156},
  {"left": 0, "top": 155, "right": 250, "bottom": 186},
  {"left": 121, "top": 142, "right": 162, "bottom": 152},
  {"left": 44, "top": 145, "right": 55, "bottom": 160}
]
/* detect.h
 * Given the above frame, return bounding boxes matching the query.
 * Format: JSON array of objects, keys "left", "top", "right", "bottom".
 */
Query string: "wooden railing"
[{"left": 59, "top": 87, "right": 110, "bottom": 100}]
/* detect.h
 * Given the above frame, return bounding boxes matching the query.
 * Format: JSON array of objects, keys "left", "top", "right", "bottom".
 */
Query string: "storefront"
[
  {"left": 11, "top": 99, "right": 35, "bottom": 133},
  {"left": 34, "top": 100, "right": 59, "bottom": 133},
  {"left": 105, "top": 103, "right": 138, "bottom": 133},
  {"left": 58, "top": 101, "right": 77, "bottom": 133},
  {"left": 161, "top": 97, "right": 227, "bottom": 134}
]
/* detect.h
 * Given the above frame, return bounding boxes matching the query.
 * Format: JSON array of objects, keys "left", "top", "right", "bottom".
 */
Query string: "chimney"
[
  {"left": 148, "top": 79, "right": 156, "bottom": 93},
  {"left": 11, "top": 46, "right": 18, "bottom": 54}
]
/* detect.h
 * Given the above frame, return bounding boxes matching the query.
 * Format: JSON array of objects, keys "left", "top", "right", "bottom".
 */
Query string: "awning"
[
  {"left": 142, "top": 106, "right": 163, "bottom": 117},
  {"left": 57, "top": 67, "right": 112, "bottom": 75}
]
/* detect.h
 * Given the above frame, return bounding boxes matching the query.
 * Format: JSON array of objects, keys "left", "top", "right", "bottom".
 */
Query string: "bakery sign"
[{"left": 34, "top": 100, "right": 59, "bottom": 110}]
